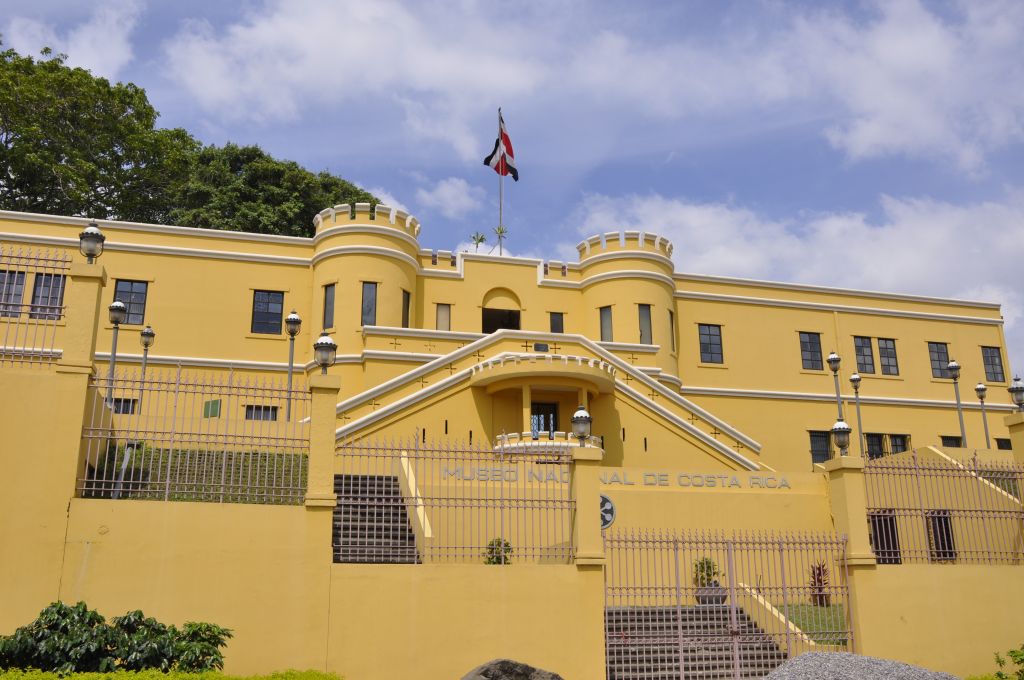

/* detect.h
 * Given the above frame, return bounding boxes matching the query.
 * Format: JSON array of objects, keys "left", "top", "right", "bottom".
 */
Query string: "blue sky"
[{"left": 5, "top": 0, "right": 1024, "bottom": 376}]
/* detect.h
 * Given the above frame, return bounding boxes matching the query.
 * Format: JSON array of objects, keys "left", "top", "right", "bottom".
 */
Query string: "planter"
[{"left": 695, "top": 585, "right": 728, "bottom": 606}]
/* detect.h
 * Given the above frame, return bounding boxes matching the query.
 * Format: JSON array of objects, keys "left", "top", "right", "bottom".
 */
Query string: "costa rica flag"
[{"left": 483, "top": 109, "right": 518, "bottom": 181}]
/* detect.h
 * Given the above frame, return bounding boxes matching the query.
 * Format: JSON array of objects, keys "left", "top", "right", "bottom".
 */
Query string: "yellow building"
[{"left": 2, "top": 204, "right": 1024, "bottom": 679}]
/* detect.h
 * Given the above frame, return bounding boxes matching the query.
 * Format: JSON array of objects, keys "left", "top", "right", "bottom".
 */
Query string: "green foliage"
[
  {"left": 483, "top": 538, "right": 513, "bottom": 565},
  {"left": 0, "top": 601, "right": 231, "bottom": 673},
  {"left": 0, "top": 671, "right": 342, "bottom": 680},
  {"left": 692, "top": 557, "right": 721, "bottom": 588},
  {"left": 995, "top": 644, "right": 1024, "bottom": 680}
]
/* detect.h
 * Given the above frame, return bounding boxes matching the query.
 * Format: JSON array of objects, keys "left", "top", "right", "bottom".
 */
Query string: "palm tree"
[
  {"left": 493, "top": 225, "right": 508, "bottom": 255},
  {"left": 470, "top": 231, "right": 487, "bottom": 253}
]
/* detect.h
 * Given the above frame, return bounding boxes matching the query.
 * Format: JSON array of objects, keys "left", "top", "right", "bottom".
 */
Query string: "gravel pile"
[{"left": 765, "top": 652, "right": 959, "bottom": 680}]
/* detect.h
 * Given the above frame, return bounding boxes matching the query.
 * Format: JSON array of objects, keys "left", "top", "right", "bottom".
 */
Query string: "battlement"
[
  {"left": 313, "top": 202, "right": 421, "bottom": 238},
  {"left": 576, "top": 230, "right": 673, "bottom": 261}
]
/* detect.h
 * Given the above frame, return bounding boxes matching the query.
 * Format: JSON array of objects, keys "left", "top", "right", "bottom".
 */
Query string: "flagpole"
[{"left": 497, "top": 108, "right": 503, "bottom": 235}]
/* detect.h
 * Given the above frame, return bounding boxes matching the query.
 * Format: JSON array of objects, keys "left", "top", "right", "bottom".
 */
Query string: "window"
[
  {"left": 251, "top": 290, "right": 284, "bottom": 334},
  {"left": 878, "top": 338, "right": 900, "bottom": 376},
  {"left": 889, "top": 434, "right": 910, "bottom": 454},
  {"left": 941, "top": 435, "right": 963, "bottom": 448},
  {"left": 668, "top": 310, "right": 676, "bottom": 353},
  {"left": 401, "top": 290, "right": 411, "bottom": 328},
  {"left": 549, "top": 312, "right": 564, "bottom": 334},
  {"left": 361, "top": 282, "right": 377, "bottom": 326},
  {"left": 482, "top": 308, "right": 520, "bottom": 333},
  {"left": 982, "top": 346, "right": 1005, "bottom": 383},
  {"left": 854, "top": 336, "right": 875, "bottom": 374},
  {"left": 927, "top": 510, "right": 956, "bottom": 562},
  {"left": 698, "top": 324, "right": 724, "bottom": 364},
  {"left": 638, "top": 304, "right": 653, "bottom": 345},
  {"left": 530, "top": 402, "right": 558, "bottom": 439},
  {"left": 203, "top": 399, "right": 222, "bottom": 418},
  {"left": 799, "top": 332, "right": 823, "bottom": 370},
  {"left": 865, "top": 433, "right": 885, "bottom": 459},
  {"left": 0, "top": 270, "right": 26, "bottom": 317},
  {"left": 996, "top": 438, "right": 1013, "bottom": 451},
  {"left": 114, "top": 280, "right": 148, "bottom": 325},
  {"left": 928, "top": 342, "right": 951, "bottom": 378},
  {"left": 868, "top": 511, "right": 902, "bottom": 564},
  {"left": 599, "top": 306, "right": 613, "bottom": 342},
  {"left": 436, "top": 303, "right": 451, "bottom": 331},
  {"left": 322, "top": 284, "right": 335, "bottom": 329},
  {"left": 29, "top": 273, "right": 66, "bottom": 320},
  {"left": 111, "top": 398, "right": 138, "bottom": 415},
  {"left": 809, "top": 430, "right": 832, "bottom": 465},
  {"left": 245, "top": 405, "right": 278, "bottom": 421}
]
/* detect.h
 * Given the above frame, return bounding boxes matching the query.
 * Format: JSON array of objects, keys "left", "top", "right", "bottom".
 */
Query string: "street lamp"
[
  {"left": 850, "top": 373, "right": 864, "bottom": 457},
  {"left": 78, "top": 223, "right": 105, "bottom": 264},
  {"left": 975, "top": 382, "right": 991, "bottom": 450},
  {"left": 285, "top": 311, "right": 301, "bottom": 419},
  {"left": 827, "top": 351, "right": 844, "bottom": 420},
  {"left": 139, "top": 325, "right": 155, "bottom": 382},
  {"left": 106, "top": 300, "right": 127, "bottom": 406},
  {"left": 313, "top": 333, "right": 337, "bottom": 375},
  {"left": 831, "top": 419, "right": 852, "bottom": 458},
  {"left": 1009, "top": 376, "right": 1024, "bottom": 412},
  {"left": 571, "top": 405, "right": 593, "bottom": 448},
  {"left": 947, "top": 359, "right": 967, "bottom": 448}
]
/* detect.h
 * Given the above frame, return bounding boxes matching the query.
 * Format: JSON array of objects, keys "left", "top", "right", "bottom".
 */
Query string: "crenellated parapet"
[
  {"left": 313, "top": 202, "right": 421, "bottom": 238},
  {"left": 576, "top": 230, "right": 674, "bottom": 262}
]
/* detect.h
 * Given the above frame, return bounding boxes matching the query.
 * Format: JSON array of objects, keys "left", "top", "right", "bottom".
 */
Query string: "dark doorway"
[
  {"left": 482, "top": 308, "right": 520, "bottom": 333},
  {"left": 530, "top": 402, "right": 558, "bottom": 439}
]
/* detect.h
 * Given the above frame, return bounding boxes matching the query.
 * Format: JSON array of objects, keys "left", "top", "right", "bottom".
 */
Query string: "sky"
[{"left": 4, "top": 0, "right": 1024, "bottom": 377}]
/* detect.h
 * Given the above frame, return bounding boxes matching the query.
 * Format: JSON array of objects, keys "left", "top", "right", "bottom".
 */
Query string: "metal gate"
[{"left": 604, "top": 530, "right": 853, "bottom": 679}]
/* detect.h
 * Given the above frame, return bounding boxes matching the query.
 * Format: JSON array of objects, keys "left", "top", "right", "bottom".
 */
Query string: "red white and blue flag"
[{"left": 483, "top": 109, "right": 518, "bottom": 181}]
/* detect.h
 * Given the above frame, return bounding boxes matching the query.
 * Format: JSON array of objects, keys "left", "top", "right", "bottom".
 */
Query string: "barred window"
[
  {"left": 251, "top": 290, "right": 284, "bottom": 334},
  {"left": 799, "top": 332, "right": 823, "bottom": 370},
  {"left": 982, "top": 346, "right": 1005, "bottom": 383},
  {"left": 941, "top": 435, "right": 962, "bottom": 448},
  {"left": 0, "top": 270, "right": 26, "bottom": 317},
  {"left": 889, "top": 434, "right": 910, "bottom": 453},
  {"left": 865, "top": 433, "right": 885, "bottom": 459},
  {"left": 698, "top": 324, "right": 724, "bottom": 364},
  {"left": 245, "top": 405, "right": 278, "bottom": 421},
  {"left": 809, "top": 430, "right": 832, "bottom": 465},
  {"left": 854, "top": 336, "right": 875, "bottom": 374},
  {"left": 114, "top": 280, "right": 148, "bottom": 325},
  {"left": 29, "top": 273, "right": 66, "bottom": 320},
  {"left": 869, "top": 511, "right": 902, "bottom": 564},
  {"left": 878, "top": 338, "right": 900, "bottom": 375},
  {"left": 928, "top": 342, "right": 951, "bottom": 378},
  {"left": 927, "top": 510, "right": 956, "bottom": 562},
  {"left": 112, "top": 398, "right": 138, "bottom": 415}
]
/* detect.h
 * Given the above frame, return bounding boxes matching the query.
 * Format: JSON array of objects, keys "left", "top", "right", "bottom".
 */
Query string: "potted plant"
[{"left": 693, "top": 557, "right": 727, "bottom": 605}]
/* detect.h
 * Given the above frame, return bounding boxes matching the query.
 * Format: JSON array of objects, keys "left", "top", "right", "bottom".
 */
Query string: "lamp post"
[
  {"left": 106, "top": 300, "right": 127, "bottom": 406},
  {"left": 139, "top": 325, "right": 155, "bottom": 383},
  {"left": 831, "top": 419, "right": 852, "bottom": 458},
  {"left": 571, "top": 405, "right": 593, "bottom": 448},
  {"left": 947, "top": 359, "right": 967, "bottom": 448},
  {"left": 78, "top": 223, "right": 105, "bottom": 263},
  {"left": 1009, "top": 376, "right": 1024, "bottom": 412},
  {"left": 313, "top": 333, "right": 337, "bottom": 375},
  {"left": 285, "top": 311, "right": 302, "bottom": 419},
  {"left": 975, "top": 382, "right": 991, "bottom": 450},
  {"left": 850, "top": 373, "right": 864, "bottom": 457},
  {"left": 827, "top": 351, "right": 844, "bottom": 420}
]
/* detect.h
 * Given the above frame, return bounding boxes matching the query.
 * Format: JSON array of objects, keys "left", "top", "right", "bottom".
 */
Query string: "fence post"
[
  {"left": 572, "top": 443, "right": 605, "bottom": 565},
  {"left": 59, "top": 263, "right": 107, "bottom": 369},
  {"left": 1004, "top": 413, "right": 1024, "bottom": 466},
  {"left": 306, "top": 374, "right": 341, "bottom": 508}
]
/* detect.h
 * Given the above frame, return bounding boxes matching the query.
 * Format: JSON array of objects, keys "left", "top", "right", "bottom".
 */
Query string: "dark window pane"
[
  {"left": 112, "top": 398, "right": 137, "bottom": 414},
  {"left": 982, "top": 346, "right": 1005, "bottom": 383},
  {"left": 698, "top": 324, "right": 724, "bottom": 364},
  {"left": 29, "top": 273, "right": 66, "bottom": 319},
  {"left": 244, "top": 405, "right": 278, "bottom": 421},
  {"left": 361, "top": 282, "right": 377, "bottom": 326},
  {"left": 0, "top": 270, "right": 26, "bottom": 317},
  {"left": 996, "top": 438, "right": 1012, "bottom": 451},
  {"left": 889, "top": 434, "right": 910, "bottom": 453},
  {"left": 878, "top": 338, "right": 900, "bottom": 375},
  {"left": 854, "top": 336, "right": 875, "bottom": 374},
  {"left": 323, "top": 284, "right": 336, "bottom": 329},
  {"left": 530, "top": 402, "right": 558, "bottom": 439},
  {"left": 600, "top": 306, "right": 613, "bottom": 342},
  {"left": 869, "top": 512, "right": 902, "bottom": 564},
  {"left": 114, "top": 280, "right": 148, "bottom": 325},
  {"left": 799, "top": 332, "right": 823, "bottom": 370},
  {"left": 669, "top": 310, "right": 676, "bottom": 353},
  {"left": 638, "top": 304, "right": 652, "bottom": 345},
  {"left": 941, "top": 435, "right": 963, "bottom": 448},
  {"left": 549, "top": 312, "right": 564, "bottom": 334},
  {"left": 482, "top": 308, "right": 520, "bottom": 333},
  {"left": 809, "top": 430, "right": 832, "bottom": 464},
  {"left": 865, "top": 433, "right": 885, "bottom": 459},
  {"left": 401, "top": 290, "right": 411, "bottom": 328},
  {"left": 251, "top": 290, "right": 284, "bottom": 334},
  {"left": 927, "top": 510, "right": 956, "bottom": 562},
  {"left": 929, "top": 342, "right": 951, "bottom": 378}
]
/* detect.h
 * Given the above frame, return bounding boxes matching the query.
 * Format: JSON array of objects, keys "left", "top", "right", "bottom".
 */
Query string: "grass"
[
  {"left": 776, "top": 603, "right": 848, "bottom": 646},
  {"left": 0, "top": 672, "right": 342, "bottom": 680}
]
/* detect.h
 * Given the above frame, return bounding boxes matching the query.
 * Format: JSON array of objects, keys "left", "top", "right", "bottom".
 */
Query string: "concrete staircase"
[
  {"left": 605, "top": 605, "right": 788, "bottom": 679},
  {"left": 333, "top": 474, "right": 420, "bottom": 564}
]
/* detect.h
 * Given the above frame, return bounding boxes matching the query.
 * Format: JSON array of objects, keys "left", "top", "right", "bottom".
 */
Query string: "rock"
[
  {"left": 765, "top": 652, "right": 959, "bottom": 680},
  {"left": 460, "top": 658, "right": 565, "bottom": 680}
]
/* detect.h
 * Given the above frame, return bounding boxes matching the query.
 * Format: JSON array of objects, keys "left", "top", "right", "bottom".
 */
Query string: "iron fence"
[
  {"left": 0, "top": 246, "right": 71, "bottom": 366},
  {"left": 864, "top": 452, "right": 1024, "bottom": 564},
  {"left": 333, "top": 437, "right": 575, "bottom": 565},
  {"left": 79, "top": 368, "right": 310, "bottom": 504},
  {"left": 604, "top": 529, "right": 852, "bottom": 680}
]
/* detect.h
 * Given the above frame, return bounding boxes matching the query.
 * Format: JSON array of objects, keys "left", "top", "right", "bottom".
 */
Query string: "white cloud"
[
  {"left": 4, "top": 0, "right": 141, "bottom": 79},
  {"left": 415, "top": 177, "right": 484, "bottom": 219},
  {"left": 362, "top": 185, "right": 409, "bottom": 214},
  {"left": 568, "top": 190, "right": 1024, "bottom": 372}
]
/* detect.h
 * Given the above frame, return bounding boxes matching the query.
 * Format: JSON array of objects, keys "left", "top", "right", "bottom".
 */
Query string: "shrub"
[
  {"left": 995, "top": 644, "right": 1024, "bottom": 680},
  {"left": 692, "top": 558, "right": 721, "bottom": 588},
  {"left": 809, "top": 561, "right": 831, "bottom": 607},
  {"left": 483, "top": 538, "right": 513, "bottom": 565}
]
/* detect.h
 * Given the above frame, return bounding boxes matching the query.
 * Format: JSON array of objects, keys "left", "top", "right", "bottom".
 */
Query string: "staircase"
[
  {"left": 605, "top": 605, "right": 788, "bottom": 679},
  {"left": 333, "top": 474, "right": 420, "bottom": 564}
]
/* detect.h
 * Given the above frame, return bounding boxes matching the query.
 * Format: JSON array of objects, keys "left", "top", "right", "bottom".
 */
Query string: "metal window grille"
[
  {"left": 864, "top": 453, "right": 1024, "bottom": 564},
  {"left": 853, "top": 336, "right": 875, "bottom": 374},
  {"left": 809, "top": 430, "right": 832, "bottom": 464},
  {"left": 698, "top": 324, "right": 724, "bottom": 364},
  {"left": 333, "top": 437, "right": 575, "bottom": 565},
  {"left": 79, "top": 369, "right": 309, "bottom": 504},
  {"left": 928, "top": 342, "right": 951, "bottom": 378},
  {"left": 798, "top": 332, "right": 823, "bottom": 370},
  {"left": 982, "top": 346, "right": 1005, "bottom": 383},
  {"left": 940, "top": 435, "right": 963, "bottom": 448},
  {"left": 0, "top": 247, "right": 70, "bottom": 366},
  {"left": 877, "top": 338, "right": 899, "bottom": 375},
  {"left": 889, "top": 434, "right": 910, "bottom": 454},
  {"left": 865, "top": 433, "right": 886, "bottom": 459},
  {"left": 604, "top": 529, "right": 852, "bottom": 680},
  {"left": 250, "top": 290, "right": 284, "bottom": 334},
  {"left": 113, "top": 280, "right": 148, "bottom": 325}
]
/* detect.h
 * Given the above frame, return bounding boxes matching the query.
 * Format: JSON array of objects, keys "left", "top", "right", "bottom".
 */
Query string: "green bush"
[
  {"left": 995, "top": 644, "right": 1024, "bottom": 680},
  {"left": 0, "top": 602, "right": 231, "bottom": 673},
  {"left": 483, "top": 538, "right": 513, "bottom": 565},
  {"left": 692, "top": 557, "right": 721, "bottom": 588}
]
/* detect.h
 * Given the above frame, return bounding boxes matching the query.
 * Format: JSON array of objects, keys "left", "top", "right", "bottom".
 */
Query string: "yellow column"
[
  {"left": 1004, "top": 413, "right": 1024, "bottom": 465},
  {"left": 572, "top": 444, "right": 605, "bottom": 566},
  {"left": 306, "top": 374, "right": 342, "bottom": 508},
  {"left": 521, "top": 383, "right": 532, "bottom": 435},
  {"left": 59, "top": 263, "right": 107, "bottom": 369}
]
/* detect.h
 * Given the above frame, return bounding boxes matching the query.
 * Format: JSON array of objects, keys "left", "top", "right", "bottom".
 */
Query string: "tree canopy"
[{"left": 0, "top": 42, "right": 375, "bottom": 236}]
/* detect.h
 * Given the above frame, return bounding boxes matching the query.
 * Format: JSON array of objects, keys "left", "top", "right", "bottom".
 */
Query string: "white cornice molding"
[
  {"left": 362, "top": 325, "right": 485, "bottom": 342},
  {"left": 314, "top": 224, "right": 420, "bottom": 250},
  {"left": 581, "top": 270, "right": 676, "bottom": 289},
  {"left": 675, "top": 291, "right": 1003, "bottom": 325},
  {"left": 312, "top": 245, "right": 420, "bottom": 269},
  {"left": 679, "top": 385, "right": 1019, "bottom": 412},
  {"left": 578, "top": 250, "right": 674, "bottom": 270},
  {"left": 598, "top": 341, "right": 661, "bottom": 354}
]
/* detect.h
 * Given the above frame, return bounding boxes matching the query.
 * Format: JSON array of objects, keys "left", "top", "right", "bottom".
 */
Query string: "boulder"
[{"left": 461, "top": 658, "right": 565, "bottom": 680}]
